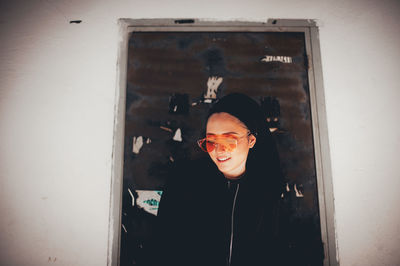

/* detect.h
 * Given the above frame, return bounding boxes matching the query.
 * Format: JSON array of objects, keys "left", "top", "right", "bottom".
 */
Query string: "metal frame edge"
[
  {"left": 107, "top": 18, "right": 129, "bottom": 266},
  {"left": 308, "top": 25, "right": 339, "bottom": 266}
]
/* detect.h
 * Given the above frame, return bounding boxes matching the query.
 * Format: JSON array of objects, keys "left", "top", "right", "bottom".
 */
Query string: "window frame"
[{"left": 108, "top": 18, "right": 338, "bottom": 266}]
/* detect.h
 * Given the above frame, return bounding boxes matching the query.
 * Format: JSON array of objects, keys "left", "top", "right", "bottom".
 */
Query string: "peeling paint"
[
  {"left": 204, "top": 76, "right": 223, "bottom": 100},
  {"left": 127, "top": 188, "right": 135, "bottom": 207},
  {"left": 169, "top": 93, "right": 189, "bottom": 114},
  {"left": 294, "top": 184, "right": 304, "bottom": 198},
  {"left": 160, "top": 126, "right": 173, "bottom": 132},
  {"left": 261, "top": 55, "right": 293, "bottom": 63},
  {"left": 122, "top": 224, "right": 128, "bottom": 233},
  {"left": 173, "top": 128, "right": 182, "bottom": 142},
  {"left": 136, "top": 190, "right": 163, "bottom": 216},
  {"left": 132, "top": 136, "right": 144, "bottom": 154}
]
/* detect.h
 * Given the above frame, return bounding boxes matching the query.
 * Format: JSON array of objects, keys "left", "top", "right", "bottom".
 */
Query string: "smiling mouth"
[{"left": 217, "top": 157, "right": 231, "bottom": 162}]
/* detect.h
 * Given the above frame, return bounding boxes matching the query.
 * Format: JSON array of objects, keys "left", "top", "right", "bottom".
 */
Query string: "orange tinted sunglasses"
[{"left": 197, "top": 133, "right": 250, "bottom": 153}]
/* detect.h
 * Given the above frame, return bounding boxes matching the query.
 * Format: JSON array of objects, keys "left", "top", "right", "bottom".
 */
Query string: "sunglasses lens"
[
  {"left": 206, "top": 140, "right": 216, "bottom": 152},
  {"left": 198, "top": 137, "right": 237, "bottom": 153},
  {"left": 218, "top": 138, "right": 237, "bottom": 152},
  {"left": 198, "top": 139, "right": 210, "bottom": 152}
]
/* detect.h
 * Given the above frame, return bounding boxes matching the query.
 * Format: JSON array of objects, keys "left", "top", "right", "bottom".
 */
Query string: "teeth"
[{"left": 218, "top": 157, "right": 229, "bottom": 162}]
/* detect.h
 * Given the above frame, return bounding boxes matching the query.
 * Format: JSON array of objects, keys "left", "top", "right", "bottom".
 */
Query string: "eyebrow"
[{"left": 206, "top": 132, "right": 239, "bottom": 136}]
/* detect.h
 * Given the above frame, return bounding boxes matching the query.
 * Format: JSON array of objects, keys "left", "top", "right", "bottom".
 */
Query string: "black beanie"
[{"left": 207, "top": 93, "right": 267, "bottom": 136}]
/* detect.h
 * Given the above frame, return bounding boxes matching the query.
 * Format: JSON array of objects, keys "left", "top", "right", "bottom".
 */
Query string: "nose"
[{"left": 215, "top": 143, "right": 227, "bottom": 153}]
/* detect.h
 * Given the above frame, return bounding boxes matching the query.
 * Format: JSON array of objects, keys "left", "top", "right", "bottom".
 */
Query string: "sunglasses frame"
[{"left": 197, "top": 132, "right": 251, "bottom": 153}]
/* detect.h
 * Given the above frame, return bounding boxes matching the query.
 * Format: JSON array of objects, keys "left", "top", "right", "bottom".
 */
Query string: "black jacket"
[{"left": 156, "top": 157, "right": 287, "bottom": 266}]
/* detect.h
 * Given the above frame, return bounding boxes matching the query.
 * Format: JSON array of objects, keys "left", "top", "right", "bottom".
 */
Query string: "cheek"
[
  {"left": 208, "top": 151, "right": 218, "bottom": 162},
  {"left": 234, "top": 145, "right": 250, "bottom": 159},
  {"left": 208, "top": 151, "right": 215, "bottom": 160}
]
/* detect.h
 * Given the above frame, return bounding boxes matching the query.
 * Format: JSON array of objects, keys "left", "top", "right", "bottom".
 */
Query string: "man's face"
[{"left": 206, "top": 112, "right": 256, "bottom": 179}]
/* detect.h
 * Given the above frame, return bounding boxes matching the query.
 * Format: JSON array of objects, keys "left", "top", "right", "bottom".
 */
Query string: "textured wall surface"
[{"left": 0, "top": 0, "right": 399, "bottom": 265}]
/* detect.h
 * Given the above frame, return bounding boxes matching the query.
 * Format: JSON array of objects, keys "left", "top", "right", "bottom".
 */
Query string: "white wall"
[{"left": 1, "top": 0, "right": 399, "bottom": 265}]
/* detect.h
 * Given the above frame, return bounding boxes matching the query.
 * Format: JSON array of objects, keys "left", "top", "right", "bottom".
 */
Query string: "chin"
[{"left": 217, "top": 163, "right": 234, "bottom": 174}]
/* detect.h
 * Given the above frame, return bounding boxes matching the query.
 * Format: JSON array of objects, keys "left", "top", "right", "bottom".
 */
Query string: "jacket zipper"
[{"left": 228, "top": 183, "right": 240, "bottom": 266}]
